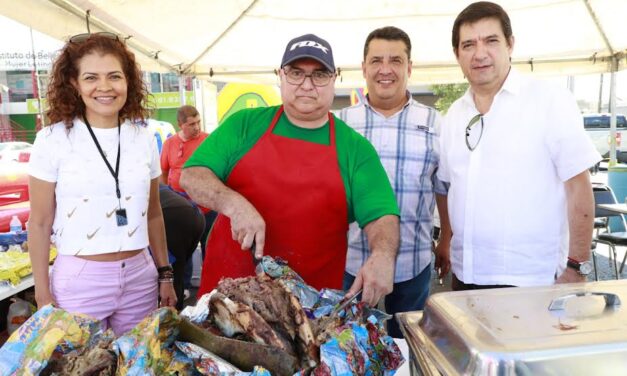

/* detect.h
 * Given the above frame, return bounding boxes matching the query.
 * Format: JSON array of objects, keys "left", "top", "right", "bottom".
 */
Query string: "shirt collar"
[
  {"left": 500, "top": 67, "right": 520, "bottom": 96},
  {"left": 364, "top": 90, "right": 412, "bottom": 113},
  {"left": 461, "top": 66, "right": 520, "bottom": 109}
]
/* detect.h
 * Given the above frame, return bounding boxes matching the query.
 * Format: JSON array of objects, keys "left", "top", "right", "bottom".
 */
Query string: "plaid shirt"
[{"left": 339, "top": 94, "right": 445, "bottom": 282}]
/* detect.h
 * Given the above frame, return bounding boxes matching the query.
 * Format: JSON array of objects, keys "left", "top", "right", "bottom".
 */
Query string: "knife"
[
  {"left": 250, "top": 239, "right": 264, "bottom": 275},
  {"left": 330, "top": 288, "right": 362, "bottom": 317}
]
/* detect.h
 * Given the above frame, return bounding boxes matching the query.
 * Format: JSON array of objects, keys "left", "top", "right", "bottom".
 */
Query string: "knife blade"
[
  {"left": 331, "top": 288, "right": 362, "bottom": 317},
  {"left": 250, "top": 239, "right": 264, "bottom": 275}
]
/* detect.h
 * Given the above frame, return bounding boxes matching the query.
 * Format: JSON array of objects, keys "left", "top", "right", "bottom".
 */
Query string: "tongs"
[{"left": 330, "top": 288, "right": 362, "bottom": 317}]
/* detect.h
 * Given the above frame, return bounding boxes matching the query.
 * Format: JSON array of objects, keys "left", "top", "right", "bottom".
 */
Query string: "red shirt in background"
[{"left": 161, "top": 132, "right": 208, "bottom": 192}]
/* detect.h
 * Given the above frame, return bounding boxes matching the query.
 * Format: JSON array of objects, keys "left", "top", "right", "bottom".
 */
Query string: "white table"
[
  {"left": 597, "top": 203, "right": 627, "bottom": 214},
  {"left": 394, "top": 338, "right": 411, "bottom": 376},
  {"left": 0, "top": 274, "right": 34, "bottom": 301}
]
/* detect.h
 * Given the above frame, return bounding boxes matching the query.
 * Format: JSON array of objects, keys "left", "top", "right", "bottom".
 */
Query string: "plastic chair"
[{"left": 592, "top": 185, "right": 627, "bottom": 279}]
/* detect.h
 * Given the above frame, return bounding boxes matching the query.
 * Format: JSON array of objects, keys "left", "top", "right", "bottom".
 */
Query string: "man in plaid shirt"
[{"left": 340, "top": 26, "right": 451, "bottom": 338}]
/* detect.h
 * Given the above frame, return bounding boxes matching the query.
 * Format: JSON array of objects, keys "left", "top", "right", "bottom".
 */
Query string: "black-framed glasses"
[
  {"left": 283, "top": 67, "right": 335, "bottom": 87},
  {"left": 69, "top": 32, "right": 119, "bottom": 44},
  {"left": 465, "top": 114, "right": 484, "bottom": 151}
]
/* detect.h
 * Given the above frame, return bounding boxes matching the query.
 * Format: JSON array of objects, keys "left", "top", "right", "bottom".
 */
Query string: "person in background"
[
  {"left": 28, "top": 33, "right": 176, "bottom": 336},
  {"left": 159, "top": 184, "right": 205, "bottom": 310},
  {"left": 160, "top": 105, "right": 215, "bottom": 297},
  {"left": 161, "top": 105, "right": 208, "bottom": 193},
  {"left": 339, "top": 26, "right": 451, "bottom": 338},
  {"left": 438, "top": 1, "right": 601, "bottom": 290},
  {"left": 181, "top": 34, "right": 400, "bottom": 306}
]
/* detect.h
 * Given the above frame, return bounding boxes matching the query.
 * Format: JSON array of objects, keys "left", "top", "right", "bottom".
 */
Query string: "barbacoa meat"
[
  {"left": 209, "top": 292, "right": 293, "bottom": 353},
  {"left": 40, "top": 337, "right": 117, "bottom": 376},
  {"left": 212, "top": 275, "right": 318, "bottom": 368}
]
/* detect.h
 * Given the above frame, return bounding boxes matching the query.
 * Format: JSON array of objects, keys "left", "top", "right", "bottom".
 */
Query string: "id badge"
[{"left": 116, "top": 208, "right": 128, "bottom": 227}]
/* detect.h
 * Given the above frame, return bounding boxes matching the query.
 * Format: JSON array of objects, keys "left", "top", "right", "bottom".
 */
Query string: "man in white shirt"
[{"left": 438, "top": 1, "right": 601, "bottom": 290}]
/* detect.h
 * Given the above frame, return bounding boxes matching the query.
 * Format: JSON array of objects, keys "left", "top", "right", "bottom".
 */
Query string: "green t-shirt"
[{"left": 185, "top": 105, "right": 399, "bottom": 227}]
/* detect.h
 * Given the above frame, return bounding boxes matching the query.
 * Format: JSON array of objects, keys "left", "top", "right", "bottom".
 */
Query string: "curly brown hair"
[{"left": 46, "top": 33, "right": 150, "bottom": 127}]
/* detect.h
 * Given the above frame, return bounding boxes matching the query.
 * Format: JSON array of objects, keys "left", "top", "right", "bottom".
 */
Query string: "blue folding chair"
[{"left": 593, "top": 184, "right": 627, "bottom": 279}]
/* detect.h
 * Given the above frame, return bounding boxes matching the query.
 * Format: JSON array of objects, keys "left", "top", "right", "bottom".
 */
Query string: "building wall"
[
  {"left": 154, "top": 108, "right": 179, "bottom": 130},
  {"left": 8, "top": 114, "right": 36, "bottom": 142}
]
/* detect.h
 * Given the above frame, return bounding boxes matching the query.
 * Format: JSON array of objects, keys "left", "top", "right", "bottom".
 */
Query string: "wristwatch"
[{"left": 566, "top": 257, "right": 593, "bottom": 276}]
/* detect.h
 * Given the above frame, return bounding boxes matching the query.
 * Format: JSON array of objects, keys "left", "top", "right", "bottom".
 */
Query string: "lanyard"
[{"left": 84, "top": 117, "right": 122, "bottom": 209}]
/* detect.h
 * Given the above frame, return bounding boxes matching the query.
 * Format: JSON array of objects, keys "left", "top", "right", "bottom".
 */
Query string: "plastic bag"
[
  {"left": 113, "top": 307, "right": 187, "bottom": 375},
  {"left": 0, "top": 304, "right": 102, "bottom": 376},
  {"left": 0, "top": 246, "right": 56, "bottom": 286},
  {"left": 6, "top": 297, "right": 35, "bottom": 335}
]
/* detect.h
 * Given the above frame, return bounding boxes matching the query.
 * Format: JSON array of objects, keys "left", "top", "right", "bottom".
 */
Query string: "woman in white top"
[{"left": 28, "top": 32, "right": 176, "bottom": 335}]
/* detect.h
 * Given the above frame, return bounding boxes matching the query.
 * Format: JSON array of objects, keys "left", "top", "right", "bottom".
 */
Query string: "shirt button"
[{"left": 122, "top": 262, "right": 125, "bottom": 268}]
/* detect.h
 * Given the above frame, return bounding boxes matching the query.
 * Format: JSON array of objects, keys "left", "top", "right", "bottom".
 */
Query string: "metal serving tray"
[{"left": 397, "top": 280, "right": 627, "bottom": 376}]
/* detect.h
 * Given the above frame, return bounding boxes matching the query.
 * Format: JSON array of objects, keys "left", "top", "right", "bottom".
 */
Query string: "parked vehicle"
[
  {"left": 584, "top": 113, "right": 627, "bottom": 160},
  {"left": 0, "top": 141, "right": 32, "bottom": 163},
  {"left": 0, "top": 161, "right": 29, "bottom": 232}
]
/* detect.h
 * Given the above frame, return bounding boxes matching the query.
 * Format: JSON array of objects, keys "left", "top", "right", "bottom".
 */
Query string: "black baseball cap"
[{"left": 280, "top": 34, "right": 335, "bottom": 72}]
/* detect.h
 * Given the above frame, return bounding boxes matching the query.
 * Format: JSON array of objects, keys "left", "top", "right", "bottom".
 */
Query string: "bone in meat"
[{"left": 209, "top": 292, "right": 292, "bottom": 354}]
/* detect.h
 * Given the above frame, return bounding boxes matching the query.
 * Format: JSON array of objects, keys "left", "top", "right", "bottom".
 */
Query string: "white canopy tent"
[
  {"left": 0, "top": 0, "right": 626, "bottom": 87},
  {"left": 2, "top": 0, "right": 627, "bottom": 161}
]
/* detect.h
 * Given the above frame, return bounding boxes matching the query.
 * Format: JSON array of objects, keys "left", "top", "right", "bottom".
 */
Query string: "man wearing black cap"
[{"left": 181, "top": 34, "right": 400, "bottom": 306}]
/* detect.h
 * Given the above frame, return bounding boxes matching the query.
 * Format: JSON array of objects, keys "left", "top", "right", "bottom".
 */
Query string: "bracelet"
[
  {"left": 158, "top": 270, "right": 174, "bottom": 279},
  {"left": 157, "top": 265, "right": 173, "bottom": 273},
  {"left": 158, "top": 278, "right": 174, "bottom": 283}
]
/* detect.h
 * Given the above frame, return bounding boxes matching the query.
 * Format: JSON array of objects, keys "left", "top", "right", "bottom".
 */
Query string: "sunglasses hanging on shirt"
[{"left": 465, "top": 114, "right": 484, "bottom": 151}]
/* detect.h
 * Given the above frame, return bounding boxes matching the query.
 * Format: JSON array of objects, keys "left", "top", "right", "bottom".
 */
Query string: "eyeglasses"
[
  {"left": 465, "top": 114, "right": 484, "bottom": 151},
  {"left": 283, "top": 67, "right": 335, "bottom": 87},
  {"left": 69, "top": 32, "right": 119, "bottom": 44},
  {"left": 177, "top": 143, "right": 184, "bottom": 158}
]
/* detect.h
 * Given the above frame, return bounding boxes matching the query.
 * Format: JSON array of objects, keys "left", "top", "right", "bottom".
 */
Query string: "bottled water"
[{"left": 9, "top": 215, "right": 22, "bottom": 233}]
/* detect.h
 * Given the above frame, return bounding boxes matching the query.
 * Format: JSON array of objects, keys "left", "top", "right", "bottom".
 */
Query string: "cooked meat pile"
[
  {"left": 40, "top": 337, "right": 117, "bottom": 376},
  {"left": 209, "top": 274, "right": 341, "bottom": 369}
]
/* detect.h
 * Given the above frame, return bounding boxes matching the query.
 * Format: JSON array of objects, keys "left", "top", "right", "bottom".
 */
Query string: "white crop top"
[{"left": 28, "top": 118, "right": 161, "bottom": 255}]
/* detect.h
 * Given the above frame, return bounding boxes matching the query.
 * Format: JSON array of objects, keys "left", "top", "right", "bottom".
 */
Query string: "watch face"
[{"left": 580, "top": 261, "right": 593, "bottom": 275}]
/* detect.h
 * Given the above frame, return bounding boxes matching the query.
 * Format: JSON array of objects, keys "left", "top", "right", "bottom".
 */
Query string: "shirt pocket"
[
  {"left": 50, "top": 259, "right": 88, "bottom": 295},
  {"left": 400, "top": 126, "right": 437, "bottom": 180}
]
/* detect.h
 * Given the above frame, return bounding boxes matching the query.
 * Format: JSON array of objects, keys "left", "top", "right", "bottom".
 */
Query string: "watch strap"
[
  {"left": 566, "top": 257, "right": 591, "bottom": 275},
  {"left": 566, "top": 257, "right": 582, "bottom": 271}
]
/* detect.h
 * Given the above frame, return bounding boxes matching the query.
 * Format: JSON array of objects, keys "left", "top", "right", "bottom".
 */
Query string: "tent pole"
[
  {"left": 29, "top": 27, "right": 46, "bottom": 128},
  {"left": 598, "top": 74, "right": 604, "bottom": 113},
  {"left": 47, "top": 0, "right": 174, "bottom": 72},
  {"left": 179, "top": 75, "right": 186, "bottom": 106},
  {"left": 609, "top": 57, "right": 618, "bottom": 165},
  {"left": 584, "top": 0, "right": 618, "bottom": 163},
  {"left": 584, "top": 0, "right": 615, "bottom": 56}
]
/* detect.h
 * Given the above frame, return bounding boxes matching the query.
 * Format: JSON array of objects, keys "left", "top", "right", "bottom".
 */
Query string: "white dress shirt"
[{"left": 438, "top": 69, "right": 601, "bottom": 286}]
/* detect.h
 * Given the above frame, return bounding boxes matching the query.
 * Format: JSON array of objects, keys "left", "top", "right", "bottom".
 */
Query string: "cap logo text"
[{"left": 290, "top": 41, "right": 328, "bottom": 54}]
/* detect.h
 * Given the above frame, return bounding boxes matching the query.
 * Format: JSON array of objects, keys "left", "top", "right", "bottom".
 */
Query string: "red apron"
[{"left": 198, "top": 106, "right": 348, "bottom": 296}]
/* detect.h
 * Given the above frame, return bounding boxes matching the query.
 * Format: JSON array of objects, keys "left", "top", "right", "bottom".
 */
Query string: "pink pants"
[{"left": 51, "top": 249, "right": 158, "bottom": 336}]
